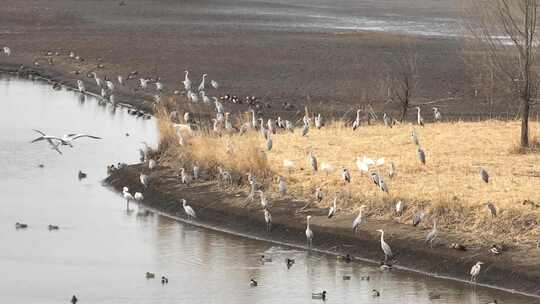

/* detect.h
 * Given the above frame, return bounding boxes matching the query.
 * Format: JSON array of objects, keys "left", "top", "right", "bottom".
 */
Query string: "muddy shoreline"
[{"left": 105, "top": 164, "right": 540, "bottom": 299}]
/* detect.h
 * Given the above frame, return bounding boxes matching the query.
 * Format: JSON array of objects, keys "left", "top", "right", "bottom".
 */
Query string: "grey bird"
[
  {"left": 417, "top": 146, "right": 426, "bottom": 165},
  {"left": 479, "top": 167, "right": 489, "bottom": 183},
  {"left": 411, "top": 129, "right": 420, "bottom": 146},
  {"left": 412, "top": 211, "right": 425, "bottom": 227},
  {"left": 341, "top": 168, "right": 351, "bottom": 183},
  {"left": 425, "top": 219, "right": 438, "bottom": 248},
  {"left": 486, "top": 202, "right": 497, "bottom": 217},
  {"left": 308, "top": 152, "right": 318, "bottom": 171}
]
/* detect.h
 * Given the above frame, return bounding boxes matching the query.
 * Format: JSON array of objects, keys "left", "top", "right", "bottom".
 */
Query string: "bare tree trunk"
[
  {"left": 521, "top": 98, "right": 530, "bottom": 146},
  {"left": 400, "top": 95, "right": 409, "bottom": 122}
]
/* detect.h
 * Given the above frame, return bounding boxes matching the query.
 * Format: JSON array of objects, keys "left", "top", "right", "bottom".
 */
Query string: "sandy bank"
[{"left": 106, "top": 164, "right": 540, "bottom": 298}]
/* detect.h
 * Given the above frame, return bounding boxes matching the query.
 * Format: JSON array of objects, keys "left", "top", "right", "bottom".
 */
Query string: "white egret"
[
  {"left": 134, "top": 192, "right": 144, "bottom": 202},
  {"left": 31, "top": 130, "right": 101, "bottom": 147},
  {"left": 395, "top": 200, "right": 404, "bottom": 215},
  {"left": 3, "top": 46, "right": 11, "bottom": 56},
  {"left": 416, "top": 107, "right": 424, "bottom": 126},
  {"left": 433, "top": 107, "right": 442, "bottom": 122},
  {"left": 305, "top": 215, "right": 314, "bottom": 248},
  {"left": 314, "top": 113, "right": 322, "bottom": 129},
  {"left": 140, "top": 173, "right": 149, "bottom": 188},
  {"left": 264, "top": 209, "right": 272, "bottom": 232},
  {"left": 77, "top": 80, "right": 85, "bottom": 93},
  {"left": 106, "top": 80, "right": 115, "bottom": 91},
  {"left": 183, "top": 70, "right": 192, "bottom": 90},
  {"left": 352, "top": 109, "right": 361, "bottom": 131},
  {"left": 328, "top": 197, "right": 337, "bottom": 218},
  {"left": 148, "top": 159, "right": 156, "bottom": 170},
  {"left": 352, "top": 205, "right": 367, "bottom": 233},
  {"left": 117, "top": 75, "right": 124, "bottom": 85},
  {"left": 257, "top": 190, "right": 271, "bottom": 209},
  {"left": 182, "top": 199, "right": 197, "bottom": 220},
  {"left": 470, "top": 261, "right": 483, "bottom": 282},
  {"left": 123, "top": 186, "right": 134, "bottom": 208},
  {"left": 198, "top": 73, "right": 207, "bottom": 91}
]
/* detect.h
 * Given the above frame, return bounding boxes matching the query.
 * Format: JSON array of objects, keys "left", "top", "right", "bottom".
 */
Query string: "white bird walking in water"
[
  {"left": 140, "top": 173, "right": 149, "bottom": 188},
  {"left": 376, "top": 229, "right": 393, "bottom": 262},
  {"left": 264, "top": 208, "right": 272, "bottom": 232},
  {"left": 182, "top": 199, "right": 197, "bottom": 220},
  {"left": 134, "top": 192, "right": 144, "bottom": 202},
  {"left": 352, "top": 205, "right": 367, "bottom": 233},
  {"left": 123, "top": 186, "right": 134, "bottom": 209},
  {"left": 328, "top": 197, "right": 337, "bottom": 218},
  {"left": 470, "top": 261, "right": 483, "bottom": 282},
  {"left": 183, "top": 70, "right": 192, "bottom": 91},
  {"left": 305, "top": 215, "right": 314, "bottom": 248}
]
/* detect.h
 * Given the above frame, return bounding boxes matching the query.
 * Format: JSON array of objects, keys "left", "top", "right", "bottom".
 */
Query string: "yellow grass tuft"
[{"left": 157, "top": 108, "right": 540, "bottom": 247}]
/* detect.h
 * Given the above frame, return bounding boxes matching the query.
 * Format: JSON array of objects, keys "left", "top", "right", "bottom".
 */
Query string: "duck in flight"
[{"left": 31, "top": 129, "right": 102, "bottom": 147}]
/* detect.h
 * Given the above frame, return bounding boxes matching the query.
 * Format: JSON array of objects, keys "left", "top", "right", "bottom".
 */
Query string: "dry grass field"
[{"left": 157, "top": 106, "right": 540, "bottom": 248}]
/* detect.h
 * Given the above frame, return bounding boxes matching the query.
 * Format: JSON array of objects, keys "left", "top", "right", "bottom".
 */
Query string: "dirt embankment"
[{"left": 106, "top": 164, "right": 540, "bottom": 298}]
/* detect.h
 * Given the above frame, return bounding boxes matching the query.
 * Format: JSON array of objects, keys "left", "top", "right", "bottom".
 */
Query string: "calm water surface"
[{"left": 0, "top": 77, "right": 536, "bottom": 304}]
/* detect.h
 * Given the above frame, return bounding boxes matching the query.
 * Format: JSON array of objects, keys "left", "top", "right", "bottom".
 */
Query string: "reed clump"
[{"left": 156, "top": 107, "right": 540, "bottom": 247}]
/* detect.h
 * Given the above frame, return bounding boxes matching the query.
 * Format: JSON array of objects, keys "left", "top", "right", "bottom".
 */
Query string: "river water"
[{"left": 0, "top": 76, "right": 536, "bottom": 304}]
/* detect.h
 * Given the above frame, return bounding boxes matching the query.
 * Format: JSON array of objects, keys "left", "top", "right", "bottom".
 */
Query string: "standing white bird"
[
  {"left": 182, "top": 199, "right": 197, "bottom": 220},
  {"left": 470, "top": 261, "right": 483, "bottom": 282},
  {"left": 305, "top": 215, "right": 314, "bottom": 248},
  {"left": 416, "top": 107, "right": 424, "bottom": 126},
  {"left": 267, "top": 119, "right": 275, "bottom": 134},
  {"left": 425, "top": 219, "right": 438, "bottom": 248},
  {"left": 106, "top": 80, "right": 115, "bottom": 91},
  {"left": 140, "top": 173, "right": 149, "bottom": 188},
  {"left": 198, "top": 73, "right": 207, "bottom": 91},
  {"left": 193, "top": 164, "right": 200, "bottom": 180},
  {"left": 376, "top": 229, "right": 393, "bottom": 262},
  {"left": 148, "top": 159, "right": 156, "bottom": 170},
  {"left": 123, "top": 186, "right": 134, "bottom": 208},
  {"left": 3, "top": 46, "right": 11, "bottom": 56},
  {"left": 77, "top": 80, "right": 86, "bottom": 93},
  {"left": 352, "top": 109, "right": 361, "bottom": 131},
  {"left": 314, "top": 114, "right": 322, "bottom": 129},
  {"left": 433, "top": 107, "right": 442, "bottom": 122},
  {"left": 352, "top": 205, "right": 367, "bottom": 233},
  {"left": 183, "top": 70, "right": 192, "bottom": 91},
  {"left": 328, "top": 197, "right": 337, "bottom": 218},
  {"left": 395, "top": 200, "right": 404, "bottom": 216},
  {"left": 140, "top": 78, "right": 148, "bottom": 89},
  {"left": 155, "top": 81, "right": 163, "bottom": 91},
  {"left": 264, "top": 208, "right": 272, "bottom": 232},
  {"left": 134, "top": 192, "right": 144, "bottom": 202}
]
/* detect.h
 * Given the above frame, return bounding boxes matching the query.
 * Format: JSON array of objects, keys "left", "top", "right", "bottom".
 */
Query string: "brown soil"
[{"left": 106, "top": 165, "right": 540, "bottom": 298}]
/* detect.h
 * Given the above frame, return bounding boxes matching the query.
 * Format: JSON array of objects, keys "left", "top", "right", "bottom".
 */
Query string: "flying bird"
[{"left": 31, "top": 130, "right": 101, "bottom": 147}]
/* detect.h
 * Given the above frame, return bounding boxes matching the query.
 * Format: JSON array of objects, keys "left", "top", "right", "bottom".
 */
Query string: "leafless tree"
[
  {"left": 388, "top": 47, "right": 418, "bottom": 122},
  {"left": 466, "top": 0, "right": 538, "bottom": 147}
]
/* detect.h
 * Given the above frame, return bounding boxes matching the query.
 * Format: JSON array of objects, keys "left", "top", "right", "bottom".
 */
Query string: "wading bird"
[
  {"left": 77, "top": 80, "right": 85, "bottom": 93},
  {"left": 308, "top": 152, "right": 318, "bottom": 171},
  {"left": 257, "top": 190, "right": 271, "bottom": 209},
  {"left": 123, "top": 186, "right": 134, "bottom": 207},
  {"left": 328, "top": 197, "right": 337, "bottom": 218},
  {"left": 479, "top": 167, "right": 489, "bottom": 183},
  {"left": 425, "top": 219, "right": 438, "bottom": 248},
  {"left": 376, "top": 229, "right": 393, "bottom": 262},
  {"left": 182, "top": 199, "right": 197, "bottom": 220},
  {"left": 305, "top": 215, "right": 314, "bottom": 248},
  {"left": 486, "top": 202, "right": 497, "bottom": 218},
  {"left": 302, "top": 121, "right": 309, "bottom": 136},
  {"left": 383, "top": 113, "right": 392, "bottom": 128},
  {"left": 411, "top": 129, "right": 420, "bottom": 146},
  {"left": 278, "top": 176, "right": 287, "bottom": 194},
  {"left": 416, "top": 107, "right": 424, "bottom": 126},
  {"left": 315, "top": 187, "right": 323, "bottom": 203},
  {"left": 412, "top": 211, "right": 425, "bottom": 226},
  {"left": 31, "top": 130, "right": 102, "bottom": 147},
  {"left": 198, "top": 73, "right": 207, "bottom": 91},
  {"left": 264, "top": 208, "right": 272, "bottom": 232},
  {"left": 433, "top": 107, "right": 442, "bottom": 122},
  {"left": 352, "top": 205, "right": 367, "bottom": 233},
  {"left": 3, "top": 46, "right": 11, "bottom": 56},
  {"left": 395, "top": 200, "right": 404, "bottom": 216},
  {"left": 148, "top": 159, "right": 156, "bottom": 170},
  {"left": 352, "top": 110, "right": 361, "bottom": 131},
  {"left": 341, "top": 168, "right": 351, "bottom": 183},
  {"left": 134, "top": 192, "right": 144, "bottom": 202},
  {"left": 314, "top": 113, "right": 322, "bottom": 129},
  {"left": 470, "top": 261, "right": 483, "bottom": 282},
  {"left": 140, "top": 173, "right": 149, "bottom": 188},
  {"left": 266, "top": 136, "right": 273, "bottom": 151},
  {"left": 183, "top": 70, "right": 191, "bottom": 91},
  {"left": 417, "top": 146, "right": 426, "bottom": 165}
]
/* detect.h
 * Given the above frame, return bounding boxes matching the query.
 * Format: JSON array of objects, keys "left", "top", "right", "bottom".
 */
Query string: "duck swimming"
[
  {"left": 286, "top": 258, "right": 295, "bottom": 269},
  {"left": 372, "top": 289, "right": 380, "bottom": 297},
  {"left": 145, "top": 272, "right": 155, "bottom": 279},
  {"left": 48, "top": 225, "right": 59, "bottom": 230},
  {"left": 311, "top": 291, "right": 327, "bottom": 300},
  {"left": 250, "top": 278, "right": 258, "bottom": 287},
  {"left": 78, "top": 171, "right": 87, "bottom": 179},
  {"left": 15, "top": 222, "right": 28, "bottom": 229}
]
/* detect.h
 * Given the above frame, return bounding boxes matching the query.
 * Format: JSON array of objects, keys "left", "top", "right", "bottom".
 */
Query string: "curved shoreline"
[{"left": 105, "top": 165, "right": 540, "bottom": 300}]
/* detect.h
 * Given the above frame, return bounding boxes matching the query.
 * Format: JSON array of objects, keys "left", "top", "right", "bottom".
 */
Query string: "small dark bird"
[
  {"left": 342, "top": 275, "right": 351, "bottom": 280},
  {"left": 71, "top": 295, "right": 78, "bottom": 304},
  {"left": 38, "top": 164, "right": 44, "bottom": 168},
  {"left": 78, "top": 171, "right": 87, "bottom": 179},
  {"left": 341, "top": 168, "right": 351, "bottom": 183},
  {"left": 286, "top": 258, "right": 295, "bottom": 269},
  {"left": 450, "top": 243, "right": 467, "bottom": 251},
  {"left": 486, "top": 202, "right": 497, "bottom": 218},
  {"left": 417, "top": 146, "right": 426, "bottom": 165},
  {"left": 161, "top": 276, "right": 169, "bottom": 284},
  {"left": 250, "top": 278, "right": 258, "bottom": 287},
  {"left": 15, "top": 222, "right": 28, "bottom": 229},
  {"left": 48, "top": 225, "right": 59, "bottom": 230},
  {"left": 372, "top": 289, "right": 380, "bottom": 297}
]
